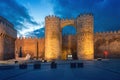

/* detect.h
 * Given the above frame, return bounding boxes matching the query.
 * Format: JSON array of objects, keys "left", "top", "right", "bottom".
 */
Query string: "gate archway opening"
[
  {"left": 61, "top": 25, "right": 77, "bottom": 60},
  {"left": 62, "top": 26, "right": 76, "bottom": 35}
]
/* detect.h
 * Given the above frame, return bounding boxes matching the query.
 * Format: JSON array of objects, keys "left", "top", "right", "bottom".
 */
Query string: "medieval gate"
[{"left": 45, "top": 13, "right": 94, "bottom": 60}]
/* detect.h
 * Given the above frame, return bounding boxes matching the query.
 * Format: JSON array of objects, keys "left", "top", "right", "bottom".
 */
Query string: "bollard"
[
  {"left": 19, "top": 63, "right": 27, "bottom": 69},
  {"left": 44, "top": 60, "right": 47, "bottom": 63},
  {"left": 77, "top": 63, "right": 84, "bottom": 68},
  {"left": 70, "top": 63, "right": 76, "bottom": 68},
  {"left": 97, "top": 58, "right": 102, "bottom": 61},
  {"left": 33, "top": 63, "right": 41, "bottom": 69},
  {"left": 15, "top": 61, "right": 18, "bottom": 64},
  {"left": 0, "top": 65, "right": 15, "bottom": 70},
  {"left": 51, "top": 61, "right": 57, "bottom": 69}
]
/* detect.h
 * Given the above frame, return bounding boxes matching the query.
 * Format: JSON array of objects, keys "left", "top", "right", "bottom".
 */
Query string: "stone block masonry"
[
  {"left": 15, "top": 37, "right": 45, "bottom": 59},
  {"left": 76, "top": 14, "right": 94, "bottom": 60}
]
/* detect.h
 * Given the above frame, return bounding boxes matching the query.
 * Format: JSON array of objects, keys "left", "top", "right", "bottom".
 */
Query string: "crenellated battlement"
[
  {"left": 60, "top": 18, "right": 75, "bottom": 21},
  {"left": 77, "top": 13, "right": 93, "bottom": 18},
  {"left": 95, "top": 30, "right": 120, "bottom": 35},
  {"left": 45, "top": 15, "right": 60, "bottom": 20},
  {"left": 16, "top": 36, "right": 44, "bottom": 40}
]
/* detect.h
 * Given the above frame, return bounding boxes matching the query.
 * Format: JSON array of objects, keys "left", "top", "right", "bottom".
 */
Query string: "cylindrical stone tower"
[
  {"left": 45, "top": 15, "right": 61, "bottom": 61},
  {"left": 77, "top": 13, "right": 94, "bottom": 60}
]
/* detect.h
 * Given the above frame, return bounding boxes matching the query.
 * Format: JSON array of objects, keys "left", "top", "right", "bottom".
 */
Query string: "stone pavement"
[{"left": 0, "top": 60, "right": 120, "bottom": 80}]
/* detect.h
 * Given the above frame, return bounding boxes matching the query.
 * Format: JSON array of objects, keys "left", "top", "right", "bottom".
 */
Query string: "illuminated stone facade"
[
  {"left": 94, "top": 31, "right": 120, "bottom": 58},
  {"left": 15, "top": 14, "right": 120, "bottom": 60},
  {"left": 1, "top": 14, "right": 120, "bottom": 61},
  {"left": 45, "top": 16, "right": 61, "bottom": 60},
  {"left": 0, "top": 16, "right": 17, "bottom": 60},
  {"left": 76, "top": 14, "right": 94, "bottom": 60},
  {"left": 45, "top": 14, "right": 94, "bottom": 60},
  {"left": 15, "top": 31, "right": 120, "bottom": 60},
  {"left": 15, "top": 38, "right": 44, "bottom": 59}
]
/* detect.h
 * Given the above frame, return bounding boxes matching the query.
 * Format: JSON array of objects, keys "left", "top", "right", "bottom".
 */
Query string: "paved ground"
[{"left": 0, "top": 59, "right": 120, "bottom": 80}]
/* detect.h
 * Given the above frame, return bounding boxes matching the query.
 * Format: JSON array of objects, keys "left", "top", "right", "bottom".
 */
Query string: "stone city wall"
[
  {"left": 94, "top": 31, "right": 120, "bottom": 58},
  {"left": 15, "top": 30, "right": 120, "bottom": 59},
  {"left": 15, "top": 37, "right": 45, "bottom": 59}
]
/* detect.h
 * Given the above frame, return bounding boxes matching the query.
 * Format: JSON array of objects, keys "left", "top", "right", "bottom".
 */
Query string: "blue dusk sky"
[{"left": 0, "top": 0, "right": 120, "bottom": 37}]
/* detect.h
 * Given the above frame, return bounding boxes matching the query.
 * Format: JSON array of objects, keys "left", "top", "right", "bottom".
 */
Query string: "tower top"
[
  {"left": 78, "top": 13, "right": 93, "bottom": 17},
  {"left": 45, "top": 15, "right": 60, "bottom": 20}
]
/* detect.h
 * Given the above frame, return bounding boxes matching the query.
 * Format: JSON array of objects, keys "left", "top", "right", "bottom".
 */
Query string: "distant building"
[{"left": 0, "top": 16, "right": 17, "bottom": 60}]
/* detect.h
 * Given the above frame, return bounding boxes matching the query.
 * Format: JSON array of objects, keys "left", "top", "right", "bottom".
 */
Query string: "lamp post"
[{"left": 36, "top": 41, "right": 38, "bottom": 60}]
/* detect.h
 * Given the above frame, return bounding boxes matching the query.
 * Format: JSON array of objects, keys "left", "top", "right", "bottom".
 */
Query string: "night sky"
[{"left": 0, "top": 0, "right": 120, "bottom": 37}]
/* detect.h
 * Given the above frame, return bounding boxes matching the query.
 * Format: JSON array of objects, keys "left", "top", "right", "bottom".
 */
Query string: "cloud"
[
  {"left": 24, "top": 27, "right": 45, "bottom": 38},
  {"left": 51, "top": 0, "right": 120, "bottom": 32},
  {"left": 0, "top": 0, "right": 43, "bottom": 37},
  {"left": 52, "top": 0, "right": 104, "bottom": 17},
  {"left": 18, "top": 21, "right": 44, "bottom": 37},
  {"left": 1, "top": 0, "right": 119, "bottom": 37}
]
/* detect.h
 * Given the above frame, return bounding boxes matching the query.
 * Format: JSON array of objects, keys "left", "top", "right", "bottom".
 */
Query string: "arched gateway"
[{"left": 45, "top": 13, "right": 94, "bottom": 60}]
